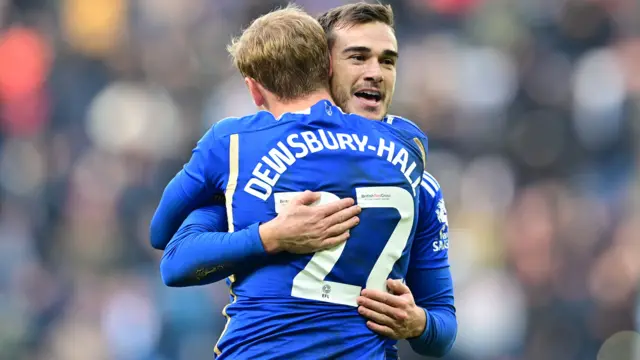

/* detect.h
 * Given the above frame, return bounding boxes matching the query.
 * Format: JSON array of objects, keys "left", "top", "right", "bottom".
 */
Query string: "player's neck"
[{"left": 267, "top": 89, "right": 334, "bottom": 119}]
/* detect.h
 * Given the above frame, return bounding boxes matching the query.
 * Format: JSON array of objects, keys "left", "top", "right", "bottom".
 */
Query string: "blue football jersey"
[{"left": 188, "top": 100, "right": 427, "bottom": 359}]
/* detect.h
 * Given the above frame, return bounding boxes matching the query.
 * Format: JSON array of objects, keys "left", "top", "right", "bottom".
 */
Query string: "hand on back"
[{"left": 259, "top": 191, "right": 361, "bottom": 254}]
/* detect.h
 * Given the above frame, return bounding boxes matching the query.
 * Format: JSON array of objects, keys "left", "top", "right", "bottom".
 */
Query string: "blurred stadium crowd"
[{"left": 0, "top": 0, "right": 639, "bottom": 359}]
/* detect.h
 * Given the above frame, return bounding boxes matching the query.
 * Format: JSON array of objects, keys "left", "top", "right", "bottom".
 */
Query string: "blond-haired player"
[{"left": 152, "top": 4, "right": 456, "bottom": 359}]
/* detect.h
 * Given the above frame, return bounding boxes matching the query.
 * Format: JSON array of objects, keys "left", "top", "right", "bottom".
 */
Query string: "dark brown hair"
[{"left": 317, "top": 3, "right": 394, "bottom": 50}]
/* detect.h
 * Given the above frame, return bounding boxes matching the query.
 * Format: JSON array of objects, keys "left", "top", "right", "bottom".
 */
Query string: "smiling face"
[{"left": 329, "top": 21, "right": 398, "bottom": 120}]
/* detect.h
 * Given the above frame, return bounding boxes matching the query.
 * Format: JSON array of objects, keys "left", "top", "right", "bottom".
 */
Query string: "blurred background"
[{"left": 0, "top": 0, "right": 639, "bottom": 359}]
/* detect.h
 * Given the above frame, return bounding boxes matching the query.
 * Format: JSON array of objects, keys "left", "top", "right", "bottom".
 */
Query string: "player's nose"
[{"left": 362, "top": 63, "right": 383, "bottom": 83}]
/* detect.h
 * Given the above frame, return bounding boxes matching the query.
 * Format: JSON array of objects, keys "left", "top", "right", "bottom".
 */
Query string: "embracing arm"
[
  {"left": 405, "top": 173, "right": 457, "bottom": 357},
  {"left": 160, "top": 191, "right": 362, "bottom": 287},
  {"left": 160, "top": 203, "right": 267, "bottom": 287},
  {"left": 355, "top": 173, "right": 457, "bottom": 356},
  {"left": 406, "top": 267, "right": 456, "bottom": 357},
  {"left": 150, "top": 127, "right": 227, "bottom": 250}
]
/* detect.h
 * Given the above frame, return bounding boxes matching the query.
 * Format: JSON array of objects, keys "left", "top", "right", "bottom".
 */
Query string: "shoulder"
[
  {"left": 384, "top": 115, "right": 428, "bottom": 148},
  {"left": 384, "top": 115, "right": 426, "bottom": 139},
  {"left": 211, "top": 111, "right": 277, "bottom": 138},
  {"left": 211, "top": 113, "right": 257, "bottom": 137},
  {"left": 419, "top": 171, "right": 447, "bottom": 227},
  {"left": 420, "top": 171, "right": 442, "bottom": 201},
  {"left": 193, "top": 115, "right": 248, "bottom": 151},
  {"left": 378, "top": 115, "right": 428, "bottom": 165}
]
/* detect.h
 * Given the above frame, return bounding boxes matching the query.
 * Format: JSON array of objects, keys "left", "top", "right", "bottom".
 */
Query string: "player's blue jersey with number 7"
[{"left": 191, "top": 100, "right": 426, "bottom": 359}]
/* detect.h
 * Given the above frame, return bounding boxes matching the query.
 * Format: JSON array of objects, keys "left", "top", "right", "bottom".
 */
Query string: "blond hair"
[{"left": 227, "top": 5, "right": 330, "bottom": 100}]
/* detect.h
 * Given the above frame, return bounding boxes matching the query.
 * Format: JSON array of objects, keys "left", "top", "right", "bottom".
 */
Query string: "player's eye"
[
  {"left": 382, "top": 58, "right": 396, "bottom": 66},
  {"left": 349, "top": 54, "right": 365, "bottom": 62}
]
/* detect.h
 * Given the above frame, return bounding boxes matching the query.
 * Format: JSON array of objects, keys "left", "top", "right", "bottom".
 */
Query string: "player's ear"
[{"left": 245, "top": 77, "right": 265, "bottom": 108}]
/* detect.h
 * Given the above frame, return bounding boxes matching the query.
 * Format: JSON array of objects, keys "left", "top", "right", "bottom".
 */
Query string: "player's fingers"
[
  {"left": 324, "top": 215, "right": 360, "bottom": 237},
  {"left": 357, "top": 296, "right": 407, "bottom": 321},
  {"left": 316, "top": 197, "right": 355, "bottom": 216},
  {"left": 319, "top": 231, "right": 350, "bottom": 250},
  {"left": 361, "top": 288, "right": 405, "bottom": 308},
  {"left": 386, "top": 279, "right": 411, "bottom": 296},
  {"left": 291, "top": 190, "right": 321, "bottom": 206},
  {"left": 366, "top": 321, "right": 399, "bottom": 340},
  {"left": 358, "top": 305, "right": 396, "bottom": 327},
  {"left": 322, "top": 204, "right": 361, "bottom": 228}
]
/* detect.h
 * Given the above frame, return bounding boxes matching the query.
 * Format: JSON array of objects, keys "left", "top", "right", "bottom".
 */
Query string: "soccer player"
[
  {"left": 152, "top": 5, "right": 434, "bottom": 359},
  {"left": 154, "top": 3, "right": 456, "bottom": 359},
  {"left": 316, "top": 6, "right": 455, "bottom": 356}
]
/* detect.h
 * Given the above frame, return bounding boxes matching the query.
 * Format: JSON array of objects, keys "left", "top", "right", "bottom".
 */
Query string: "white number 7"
[{"left": 274, "top": 186, "right": 415, "bottom": 307}]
